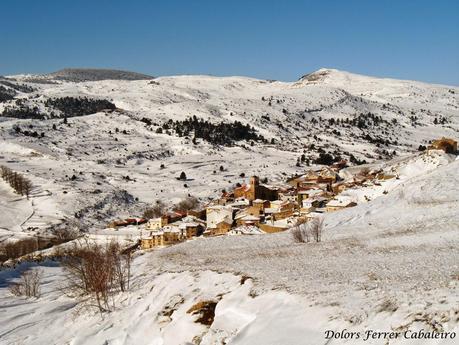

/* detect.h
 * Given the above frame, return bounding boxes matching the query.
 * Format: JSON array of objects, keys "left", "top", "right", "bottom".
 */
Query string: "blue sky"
[{"left": 1, "top": 0, "right": 458, "bottom": 85}]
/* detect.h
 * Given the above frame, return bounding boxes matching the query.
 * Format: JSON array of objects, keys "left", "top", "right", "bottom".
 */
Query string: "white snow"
[{"left": 0, "top": 69, "right": 458, "bottom": 344}]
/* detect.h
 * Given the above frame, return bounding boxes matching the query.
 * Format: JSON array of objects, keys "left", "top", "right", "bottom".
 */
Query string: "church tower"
[{"left": 248, "top": 176, "right": 259, "bottom": 200}]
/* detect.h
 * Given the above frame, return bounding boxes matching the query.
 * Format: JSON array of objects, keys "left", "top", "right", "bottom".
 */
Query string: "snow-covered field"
[{"left": 0, "top": 69, "right": 458, "bottom": 344}]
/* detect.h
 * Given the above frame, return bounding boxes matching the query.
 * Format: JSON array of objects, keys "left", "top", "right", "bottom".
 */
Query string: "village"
[{"left": 102, "top": 137, "right": 457, "bottom": 251}]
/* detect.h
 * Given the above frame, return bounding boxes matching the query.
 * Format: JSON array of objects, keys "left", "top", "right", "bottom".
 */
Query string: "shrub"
[
  {"left": 358, "top": 167, "right": 371, "bottom": 176},
  {"left": 1, "top": 106, "right": 43, "bottom": 119},
  {"left": 178, "top": 171, "right": 187, "bottom": 180},
  {"left": 161, "top": 116, "right": 265, "bottom": 146},
  {"left": 173, "top": 196, "right": 200, "bottom": 212},
  {"left": 9, "top": 269, "right": 43, "bottom": 298},
  {"left": 0, "top": 238, "right": 39, "bottom": 261},
  {"left": 377, "top": 297, "right": 398, "bottom": 313},
  {"left": 291, "top": 216, "right": 324, "bottom": 243},
  {"left": 291, "top": 220, "right": 310, "bottom": 243},
  {"left": 309, "top": 216, "right": 324, "bottom": 243},
  {"left": 314, "top": 153, "right": 335, "bottom": 165},
  {"left": 143, "top": 201, "right": 165, "bottom": 219},
  {"left": 0, "top": 85, "right": 16, "bottom": 102},
  {"left": 61, "top": 240, "right": 131, "bottom": 313}
]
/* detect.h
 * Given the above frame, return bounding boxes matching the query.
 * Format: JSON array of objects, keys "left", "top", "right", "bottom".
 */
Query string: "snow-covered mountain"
[
  {"left": 0, "top": 68, "right": 459, "bottom": 344},
  {"left": 0, "top": 68, "right": 458, "bottom": 235}
]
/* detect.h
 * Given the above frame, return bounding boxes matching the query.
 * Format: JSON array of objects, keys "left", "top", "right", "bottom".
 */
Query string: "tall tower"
[{"left": 248, "top": 176, "right": 259, "bottom": 200}]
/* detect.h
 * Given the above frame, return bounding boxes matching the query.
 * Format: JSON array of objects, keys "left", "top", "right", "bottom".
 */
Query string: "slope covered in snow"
[
  {"left": 0, "top": 151, "right": 458, "bottom": 344},
  {"left": 0, "top": 68, "right": 457, "bottom": 240},
  {"left": 0, "top": 69, "right": 458, "bottom": 344}
]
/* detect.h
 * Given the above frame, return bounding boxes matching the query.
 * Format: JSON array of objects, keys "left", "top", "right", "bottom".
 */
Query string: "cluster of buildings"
[
  {"left": 116, "top": 137, "right": 456, "bottom": 250},
  {"left": 137, "top": 163, "right": 364, "bottom": 250}
]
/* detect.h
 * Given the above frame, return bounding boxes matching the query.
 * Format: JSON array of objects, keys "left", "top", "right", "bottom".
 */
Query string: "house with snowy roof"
[
  {"left": 176, "top": 216, "right": 206, "bottom": 239},
  {"left": 140, "top": 231, "right": 164, "bottom": 249},
  {"left": 264, "top": 200, "right": 295, "bottom": 221},
  {"left": 326, "top": 197, "right": 357, "bottom": 212},
  {"left": 236, "top": 214, "right": 261, "bottom": 227},
  {"left": 145, "top": 215, "right": 168, "bottom": 231},
  {"left": 300, "top": 196, "right": 329, "bottom": 213},
  {"left": 229, "top": 226, "right": 265, "bottom": 235},
  {"left": 206, "top": 205, "right": 234, "bottom": 235}
]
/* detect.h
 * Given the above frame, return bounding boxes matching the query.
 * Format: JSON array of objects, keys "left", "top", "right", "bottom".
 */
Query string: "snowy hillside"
[
  {"left": 0, "top": 68, "right": 458, "bottom": 238},
  {"left": 0, "top": 151, "right": 458, "bottom": 344},
  {"left": 0, "top": 68, "right": 458, "bottom": 344}
]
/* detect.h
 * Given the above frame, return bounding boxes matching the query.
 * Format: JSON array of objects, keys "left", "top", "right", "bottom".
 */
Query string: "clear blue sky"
[{"left": 1, "top": 0, "right": 458, "bottom": 85}]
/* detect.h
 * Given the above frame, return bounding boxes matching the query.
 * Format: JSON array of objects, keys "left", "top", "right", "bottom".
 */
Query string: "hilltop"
[{"left": 45, "top": 68, "right": 154, "bottom": 81}]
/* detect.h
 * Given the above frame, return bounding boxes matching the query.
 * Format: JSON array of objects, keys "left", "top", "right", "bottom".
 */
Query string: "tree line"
[
  {"left": 0, "top": 85, "right": 16, "bottom": 102},
  {"left": 45, "top": 96, "right": 116, "bottom": 118},
  {"left": 160, "top": 116, "right": 266, "bottom": 146},
  {"left": 0, "top": 166, "right": 33, "bottom": 198},
  {"left": 0, "top": 79, "right": 36, "bottom": 93},
  {"left": 1, "top": 105, "right": 44, "bottom": 119}
]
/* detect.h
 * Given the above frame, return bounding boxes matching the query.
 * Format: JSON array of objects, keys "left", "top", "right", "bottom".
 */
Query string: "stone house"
[
  {"left": 206, "top": 205, "right": 234, "bottom": 229},
  {"left": 206, "top": 220, "right": 232, "bottom": 236},
  {"left": 177, "top": 216, "right": 206, "bottom": 239},
  {"left": 140, "top": 231, "right": 164, "bottom": 249},
  {"left": 301, "top": 196, "right": 328, "bottom": 213},
  {"left": 145, "top": 215, "right": 168, "bottom": 231},
  {"left": 236, "top": 215, "right": 261, "bottom": 227},
  {"left": 326, "top": 197, "right": 357, "bottom": 212}
]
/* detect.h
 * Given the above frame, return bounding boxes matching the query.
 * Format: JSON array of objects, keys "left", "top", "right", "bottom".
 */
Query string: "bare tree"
[
  {"left": 291, "top": 216, "right": 324, "bottom": 243},
  {"left": 291, "top": 219, "right": 310, "bottom": 243},
  {"left": 107, "top": 241, "right": 131, "bottom": 292},
  {"left": 0, "top": 165, "right": 33, "bottom": 198},
  {"left": 291, "top": 225, "right": 305, "bottom": 243},
  {"left": 0, "top": 165, "right": 9, "bottom": 179},
  {"left": 173, "top": 196, "right": 200, "bottom": 212},
  {"left": 15, "top": 172, "right": 24, "bottom": 195},
  {"left": 50, "top": 220, "right": 81, "bottom": 242},
  {"left": 1, "top": 238, "right": 39, "bottom": 261},
  {"left": 61, "top": 239, "right": 131, "bottom": 313},
  {"left": 309, "top": 216, "right": 324, "bottom": 243},
  {"left": 9, "top": 269, "right": 43, "bottom": 298},
  {"left": 143, "top": 200, "right": 165, "bottom": 219},
  {"left": 62, "top": 241, "right": 113, "bottom": 312},
  {"left": 23, "top": 178, "right": 33, "bottom": 199}
]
